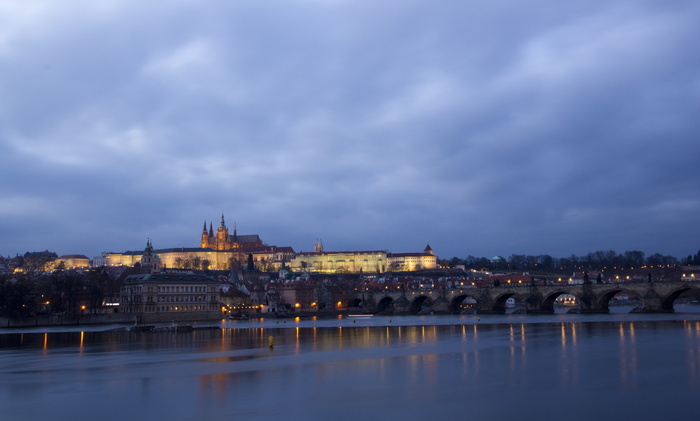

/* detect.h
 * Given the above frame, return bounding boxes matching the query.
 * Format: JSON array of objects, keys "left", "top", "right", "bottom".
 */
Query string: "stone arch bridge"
[{"left": 354, "top": 281, "right": 700, "bottom": 314}]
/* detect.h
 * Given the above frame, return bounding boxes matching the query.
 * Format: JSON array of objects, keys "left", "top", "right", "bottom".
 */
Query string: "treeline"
[
  {"left": 442, "top": 249, "right": 700, "bottom": 272},
  {"left": 0, "top": 269, "right": 120, "bottom": 318}
]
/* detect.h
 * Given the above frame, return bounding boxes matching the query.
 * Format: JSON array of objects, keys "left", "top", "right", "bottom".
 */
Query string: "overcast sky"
[{"left": 1, "top": 0, "right": 699, "bottom": 260}]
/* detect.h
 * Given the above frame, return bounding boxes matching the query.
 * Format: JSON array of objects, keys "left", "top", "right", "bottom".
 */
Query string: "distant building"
[
  {"left": 278, "top": 282, "right": 317, "bottom": 312},
  {"left": 387, "top": 245, "right": 437, "bottom": 271},
  {"left": 51, "top": 255, "right": 91, "bottom": 270},
  {"left": 290, "top": 244, "right": 437, "bottom": 274},
  {"left": 119, "top": 273, "right": 221, "bottom": 315}
]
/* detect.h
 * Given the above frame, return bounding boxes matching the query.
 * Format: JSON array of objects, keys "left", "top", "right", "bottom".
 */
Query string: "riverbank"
[
  {"left": 0, "top": 310, "right": 223, "bottom": 328},
  {"left": 0, "top": 309, "right": 361, "bottom": 329}
]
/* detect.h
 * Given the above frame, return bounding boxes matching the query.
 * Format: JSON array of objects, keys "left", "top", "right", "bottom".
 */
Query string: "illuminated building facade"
[
  {"left": 289, "top": 244, "right": 437, "bottom": 274},
  {"left": 50, "top": 254, "right": 91, "bottom": 270}
]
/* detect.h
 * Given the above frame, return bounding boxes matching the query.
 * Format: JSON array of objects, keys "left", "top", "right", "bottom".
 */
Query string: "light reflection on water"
[{"left": 2, "top": 310, "right": 700, "bottom": 420}]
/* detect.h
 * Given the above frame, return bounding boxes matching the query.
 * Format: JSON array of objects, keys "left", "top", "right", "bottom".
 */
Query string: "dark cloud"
[{"left": 1, "top": 0, "right": 699, "bottom": 259}]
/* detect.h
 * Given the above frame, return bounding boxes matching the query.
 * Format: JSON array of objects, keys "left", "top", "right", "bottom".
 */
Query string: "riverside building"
[{"left": 119, "top": 273, "right": 221, "bottom": 321}]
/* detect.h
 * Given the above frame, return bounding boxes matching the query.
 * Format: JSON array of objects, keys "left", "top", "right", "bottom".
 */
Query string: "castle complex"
[
  {"left": 102, "top": 214, "right": 437, "bottom": 273},
  {"left": 104, "top": 215, "right": 292, "bottom": 271}
]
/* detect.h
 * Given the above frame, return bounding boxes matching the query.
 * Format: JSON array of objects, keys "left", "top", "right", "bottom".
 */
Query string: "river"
[{"left": 1, "top": 305, "right": 700, "bottom": 420}]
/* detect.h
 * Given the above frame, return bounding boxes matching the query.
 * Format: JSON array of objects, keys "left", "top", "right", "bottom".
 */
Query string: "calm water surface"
[{"left": 2, "top": 307, "right": 700, "bottom": 420}]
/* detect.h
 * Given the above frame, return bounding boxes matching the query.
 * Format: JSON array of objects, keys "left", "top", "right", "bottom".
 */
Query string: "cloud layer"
[{"left": 1, "top": 0, "right": 699, "bottom": 259}]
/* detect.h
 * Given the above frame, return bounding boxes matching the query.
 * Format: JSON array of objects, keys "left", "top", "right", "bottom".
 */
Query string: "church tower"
[
  {"left": 140, "top": 239, "right": 161, "bottom": 273},
  {"left": 201, "top": 221, "right": 209, "bottom": 248},
  {"left": 314, "top": 238, "right": 324, "bottom": 252},
  {"left": 231, "top": 221, "right": 239, "bottom": 248},
  {"left": 216, "top": 214, "right": 230, "bottom": 250}
]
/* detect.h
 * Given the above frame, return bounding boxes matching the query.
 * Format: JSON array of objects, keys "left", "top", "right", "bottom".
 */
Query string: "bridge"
[{"left": 354, "top": 280, "right": 700, "bottom": 314}]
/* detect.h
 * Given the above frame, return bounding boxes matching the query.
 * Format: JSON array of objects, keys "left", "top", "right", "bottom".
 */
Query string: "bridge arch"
[
  {"left": 541, "top": 290, "right": 579, "bottom": 313},
  {"left": 595, "top": 288, "right": 644, "bottom": 312},
  {"left": 449, "top": 294, "right": 479, "bottom": 314},
  {"left": 493, "top": 292, "right": 518, "bottom": 314},
  {"left": 376, "top": 296, "right": 395, "bottom": 314},
  {"left": 409, "top": 295, "right": 433, "bottom": 314},
  {"left": 661, "top": 286, "right": 699, "bottom": 311}
]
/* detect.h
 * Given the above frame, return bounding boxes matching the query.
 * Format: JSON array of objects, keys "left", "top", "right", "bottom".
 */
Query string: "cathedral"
[{"left": 200, "top": 214, "right": 263, "bottom": 250}]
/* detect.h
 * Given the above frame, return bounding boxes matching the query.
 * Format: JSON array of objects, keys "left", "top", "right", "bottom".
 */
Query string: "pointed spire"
[
  {"left": 202, "top": 221, "right": 207, "bottom": 231},
  {"left": 220, "top": 213, "right": 226, "bottom": 229},
  {"left": 234, "top": 221, "right": 237, "bottom": 237},
  {"left": 209, "top": 222, "right": 214, "bottom": 236}
]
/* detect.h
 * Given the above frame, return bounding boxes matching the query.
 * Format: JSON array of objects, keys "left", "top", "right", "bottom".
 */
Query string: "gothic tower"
[
  {"left": 216, "top": 214, "right": 230, "bottom": 250},
  {"left": 208, "top": 222, "right": 214, "bottom": 247},
  {"left": 201, "top": 221, "right": 209, "bottom": 248}
]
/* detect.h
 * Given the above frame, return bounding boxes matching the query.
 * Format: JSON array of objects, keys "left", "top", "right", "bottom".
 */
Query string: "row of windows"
[
  {"left": 156, "top": 295, "right": 209, "bottom": 303},
  {"left": 137, "top": 305, "right": 218, "bottom": 312},
  {"left": 154, "top": 285, "right": 211, "bottom": 293},
  {"left": 125, "top": 285, "right": 217, "bottom": 294}
]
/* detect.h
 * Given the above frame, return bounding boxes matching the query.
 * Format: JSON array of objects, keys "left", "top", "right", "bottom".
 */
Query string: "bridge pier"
[
  {"left": 432, "top": 296, "right": 449, "bottom": 313},
  {"left": 635, "top": 288, "right": 674, "bottom": 313}
]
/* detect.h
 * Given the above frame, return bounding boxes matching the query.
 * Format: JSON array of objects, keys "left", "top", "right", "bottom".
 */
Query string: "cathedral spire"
[{"left": 220, "top": 213, "right": 226, "bottom": 229}]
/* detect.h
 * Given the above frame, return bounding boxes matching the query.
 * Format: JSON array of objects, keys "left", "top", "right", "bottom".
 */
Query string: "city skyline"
[{"left": 1, "top": 1, "right": 699, "bottom": 260}]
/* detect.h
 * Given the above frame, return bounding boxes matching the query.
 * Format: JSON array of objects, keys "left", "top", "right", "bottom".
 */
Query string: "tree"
[
  {"left": 1, "top": 275, "right": 35, "bottom": 317},
  {"left": 624, "top": 251, "right": 645, "bottom": 268},
  {"left": 192, "top": 256, "right": 202, "bottom": 270},
  {"left": 536, "top": 255, "right": 554, "bottom": 270},
  {"left": 448, "top": 257, "right": 463, "bottom": 268}
]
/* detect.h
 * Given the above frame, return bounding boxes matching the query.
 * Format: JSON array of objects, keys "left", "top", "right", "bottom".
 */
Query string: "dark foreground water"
[{"left": 2, "top": 308, "right": 700, "bottom": 421}]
